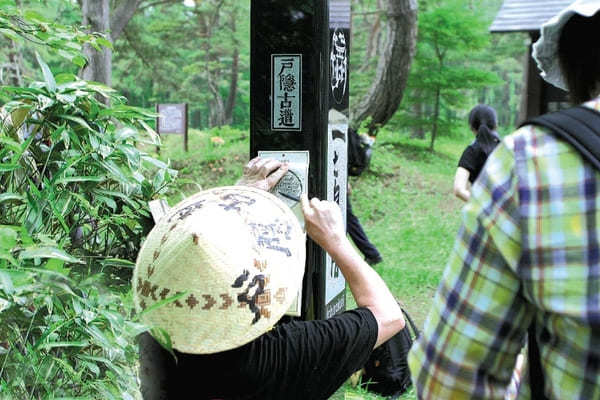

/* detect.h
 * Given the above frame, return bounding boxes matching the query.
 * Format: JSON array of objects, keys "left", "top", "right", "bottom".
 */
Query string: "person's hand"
[
  {"left": 236, "top": 156, "right": 289, "bottom": 192},
  {"left": 300, "top": 194, "right": 345, "bottom": 252}
]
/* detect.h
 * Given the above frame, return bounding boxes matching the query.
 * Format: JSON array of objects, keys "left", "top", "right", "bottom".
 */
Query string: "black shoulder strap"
[
  {"left": 527, "top": 323, "right": 547, "bottom": 400},
  {"left": 400, "top": 308, "right": 420, "bottom": 339},
  {"left": 520, "top": 105, "right": 600, "bottom": 400},
  {"left": 521, "top": 106, "right": 600, "bottom": 171}
]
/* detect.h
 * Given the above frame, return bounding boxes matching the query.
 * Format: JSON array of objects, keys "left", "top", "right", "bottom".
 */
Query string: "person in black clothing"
[
  {"left": 346, "top": 128, "right": 382, "bottom": 265},
  {"left": 137, "top": 157, "right": 405, "bottom": 400},
  {"left": 347, "top": 192, "right": 382, "bottom": 266},
  {"left": 453, "top": 104, "right": 501, "bottom": 202}
]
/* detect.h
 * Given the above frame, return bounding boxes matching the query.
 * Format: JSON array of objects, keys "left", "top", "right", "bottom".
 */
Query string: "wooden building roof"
[{"left": 490, "top": 0, "right": 574, "bottom": 33}]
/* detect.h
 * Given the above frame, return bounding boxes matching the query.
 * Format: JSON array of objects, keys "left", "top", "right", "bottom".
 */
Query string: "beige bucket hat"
[
  {"left": 133, "top": 186, "right": 306, "bottom": 354},
  {"left": 532, "top": 0, "right": 600, "bottom": 90}
]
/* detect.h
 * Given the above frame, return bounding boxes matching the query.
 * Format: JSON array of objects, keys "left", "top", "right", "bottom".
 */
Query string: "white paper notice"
[{"left": 257, "top": 150, "right": 309, "bottom": 317}]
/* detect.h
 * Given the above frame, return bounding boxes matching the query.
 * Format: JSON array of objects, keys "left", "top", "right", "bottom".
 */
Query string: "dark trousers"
[{"left": 346, "top": 196, "right": 381, "bottom": 261}]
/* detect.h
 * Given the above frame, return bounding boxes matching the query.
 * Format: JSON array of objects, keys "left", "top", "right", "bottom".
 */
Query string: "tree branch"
[
  {"left": 122, "top": 27, "right": 180, "bottom": 90},
  {"left": 110, "top": 0, "right": 142, "bottom": 41}
]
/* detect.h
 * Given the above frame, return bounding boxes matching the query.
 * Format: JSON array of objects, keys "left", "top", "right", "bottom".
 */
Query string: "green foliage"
[
  {"left": 112, "top": 1, "right": 250, "bottom": 129},
  {"left": 0, "top": 1, "right": 107, "bottom": 87},
  {"left": 0, "top": 17, "right": 177, "bottom": 399},
  {"left": 398, "top": 0, "right": 500, "bottom": 151}
]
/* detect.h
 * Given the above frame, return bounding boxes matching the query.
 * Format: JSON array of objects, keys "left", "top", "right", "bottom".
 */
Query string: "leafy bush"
[{"left": 0, "top": 53, "right": 177, "bottom": 397}]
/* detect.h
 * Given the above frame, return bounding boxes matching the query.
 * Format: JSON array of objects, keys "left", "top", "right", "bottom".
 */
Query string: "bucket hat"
[
  {"left": 133, "top": 186, "right": 306, "bottom": 354},
  {"left": 532, "top": 0, "right": 600, "bottom": 90}
]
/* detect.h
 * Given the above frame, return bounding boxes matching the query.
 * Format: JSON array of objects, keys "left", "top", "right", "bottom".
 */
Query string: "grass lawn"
[{"left": 153, "top": 127, "right": 469, "bottom": 399}]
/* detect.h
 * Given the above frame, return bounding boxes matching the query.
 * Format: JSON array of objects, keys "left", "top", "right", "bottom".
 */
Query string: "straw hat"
[
  {"left": 132, "top": 186, "right": 306, "bottom": 354},
  {"left": 532, "top": 0, "right": 600, "bottom": 90}
]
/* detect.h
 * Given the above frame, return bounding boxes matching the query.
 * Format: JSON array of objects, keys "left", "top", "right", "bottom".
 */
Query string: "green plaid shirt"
[{"left": 408, "top": 98, "right": 600, "bottom": 399}]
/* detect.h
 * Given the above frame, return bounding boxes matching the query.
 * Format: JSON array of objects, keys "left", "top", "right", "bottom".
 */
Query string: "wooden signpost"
[
  {"left": 250, "top": 0, "right": 351, "bottom": 320},
  {"left": 156, "top": 103, "right": 189, "bottom": 152}
]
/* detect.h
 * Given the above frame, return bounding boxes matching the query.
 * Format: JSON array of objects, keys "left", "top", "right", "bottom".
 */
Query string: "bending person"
[{"left": 137, "top": 157, "right": 404, "bottom": 400}]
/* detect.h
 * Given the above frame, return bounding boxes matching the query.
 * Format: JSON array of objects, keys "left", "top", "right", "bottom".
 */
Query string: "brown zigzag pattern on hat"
[
  {"left": 173, "top": 292, "right": 184, "bottom": 308},
  {"left": 186, "top": 294, "right": 199, "bottom": 309},
  {"left": 159, "top": 288, "right": 170, "bottom": 300},
  {"left": 220, "top": 294, "right": 233, "bottom": 309},
  {"left": 137, "top": 277, "right": 283, "bottom": 316},
  {"left": 144, "top": 224, "right": 179, "bottom": 278},
  {"left": 202, "top": 294, "right": 216, "bottom": 310}
]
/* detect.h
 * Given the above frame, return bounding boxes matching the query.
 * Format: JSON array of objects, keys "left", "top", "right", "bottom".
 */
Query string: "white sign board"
[
  {"left": 325, "top": 111, "right": 347, "bottom": 317},
  {"left": 271, "top": 54, "right": 302, "bottom": 131},
  {"left": 157, "top": 104, "right": 186, "bottom": 135},
  {"left": 258, "top": 150, "right": 310, "bottom": 317}
]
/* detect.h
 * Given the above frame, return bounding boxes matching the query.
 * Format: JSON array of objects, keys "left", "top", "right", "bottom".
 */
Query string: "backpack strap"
[
  {"left": 520, "top": 106, "right": 600, "bottom": 170},
  {"left": 527, "top": 323, "right": 547, "bottom": 400},
  {"left": 400, "top": 307, "right": 420, "bottom": 339},
  {"left": 520, "top": 105, "right": 600, "bottom": 400}
]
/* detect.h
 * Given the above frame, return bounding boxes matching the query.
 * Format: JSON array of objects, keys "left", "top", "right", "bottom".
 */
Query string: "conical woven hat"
[{"left": 133, "top": 186, "right": 306, "bottom": 354}]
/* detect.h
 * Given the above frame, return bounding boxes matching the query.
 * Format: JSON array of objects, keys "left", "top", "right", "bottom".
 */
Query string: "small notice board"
[{"left": 156, "top": 103, "right": 188, "bottom": 152}]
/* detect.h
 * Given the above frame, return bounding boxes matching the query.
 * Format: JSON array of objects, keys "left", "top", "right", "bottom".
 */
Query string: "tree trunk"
[
  {"left": 208, "top": 81, "right": 226, "bottom": 127},
  {"left": 500, "top": 70, "right": 511, "bottom": 128},
  {"left": 224, "top": 7, "right": 239, "bottom": 126},
  {"left": 81, "top": 0, "right": 112, "bottom": 86},
  {"left": 80, "top": 0, "right": 140, "bottom": 90},
  {"left": 111, "top": 0, "right": 142, "bottom": 41},
  {"left": 430, "top": 86, "right": 440, "bottom": 151},
  {"left": 6, "top": 40, "right": 23, "bottom": 86},
  {"left": 411, "top": 98, "right": 424, "bottom": 139},
  {"left": 351, "top": 0, "right": 418, "bottom": 135},
  {"left": 198, "top": 0, "right": 226, "bottom": 128},
  {"left": 359, "top": 2, "right": 382, "bottom": 73},
  {"left": 478, "top": 87, "right": 487, "bottom": 105}
]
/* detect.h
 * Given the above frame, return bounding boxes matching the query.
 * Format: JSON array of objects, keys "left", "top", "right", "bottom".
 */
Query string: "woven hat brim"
[
  {"left": 532, "top": 0, "right": 600, "bottom": 90},
  {"left": 132, "top": 186, "right": 306, "bottom": 354}
]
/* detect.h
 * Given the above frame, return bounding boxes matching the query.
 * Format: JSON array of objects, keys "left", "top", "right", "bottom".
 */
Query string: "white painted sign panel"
[
  {"left": 157, "top": 103, "right": 186, "bottom": 135},
  {"left": 325, "top": 110, "right": 348, "bottom": 312},
  {"left": 258, "top": 150, "right": 310, "bottom": 317},
  {"left": 271, "top": 54, "right": 302, "bottom": 131}
]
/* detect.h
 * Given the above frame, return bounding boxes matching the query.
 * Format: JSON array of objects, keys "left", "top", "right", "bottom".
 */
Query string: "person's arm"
[
  {"left": 453, "top": 166, "right": 472, "bottom": 202},
  {"left": 300, "top": 194, "right": 404, "bottom": 348},
  {"left": 235, "top": 156, "right": 288, "bottom": 191},
  {"left": 408, "top": 142, "right": 531, "bottom": 399}
]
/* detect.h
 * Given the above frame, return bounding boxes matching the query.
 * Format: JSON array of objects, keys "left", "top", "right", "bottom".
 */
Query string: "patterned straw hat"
[
  {"left": 133, "top": 186, "right": 306, "bottom": 354},
  {"left": 532, "top": 0, "right": 600, "bottom": 90}
]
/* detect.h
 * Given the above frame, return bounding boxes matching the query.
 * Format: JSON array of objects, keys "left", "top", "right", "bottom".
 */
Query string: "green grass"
[{"left": 155, "top": 127, "right": 470, "bottom": 400}]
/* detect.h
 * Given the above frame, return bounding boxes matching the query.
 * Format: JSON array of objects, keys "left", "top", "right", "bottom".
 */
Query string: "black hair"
[
  {"left": 468, "top": 104, "right": 500, "bottom": 156},
  {"left": 558, "top": 11, "right": 600, "bottom": 104}
]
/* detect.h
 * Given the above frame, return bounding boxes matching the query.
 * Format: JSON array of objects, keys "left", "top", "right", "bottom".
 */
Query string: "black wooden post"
[{"left": 250, "top": 0, "right": 350, "bottom": 320}]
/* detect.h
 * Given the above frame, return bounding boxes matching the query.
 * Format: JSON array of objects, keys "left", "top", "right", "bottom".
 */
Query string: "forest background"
[{"left": 0, "top": 0, "right": 530, "bottom": 398}]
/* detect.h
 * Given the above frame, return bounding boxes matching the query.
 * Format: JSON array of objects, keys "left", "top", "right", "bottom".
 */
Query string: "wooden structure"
[
  {"left": 250, "top": 0, "right": 351, "bottom": 320},
  {"left": 155, "top": 103, "right": 189, "bottom": 152},
  {"left": 490, "top": 0, "right": 572, "bottom": 123}
]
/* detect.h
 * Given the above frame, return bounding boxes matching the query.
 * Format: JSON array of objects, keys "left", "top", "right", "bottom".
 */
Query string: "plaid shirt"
[{"left": 408, "top": 98, "right": 600, "bottom": 399}]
